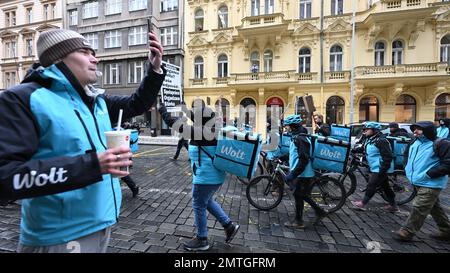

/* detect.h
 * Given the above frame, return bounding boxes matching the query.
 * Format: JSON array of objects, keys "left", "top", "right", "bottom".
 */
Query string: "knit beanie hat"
[{"left": 37, "top": 29, "right": 94, "bottom": 67}]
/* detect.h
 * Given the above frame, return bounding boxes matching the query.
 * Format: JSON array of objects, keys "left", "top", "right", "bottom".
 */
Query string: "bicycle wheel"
[
  {"left": 329, "top": 171, "right": 357, "bottom": 198},
  {"left": 309, "top": 175, "right": 346, "bottom": 213},
  {"left": 246, "top": 174, "right": 284, "bottom": 211},
  {"left": 382, "top": 170, "right": 417, "bottom": 205},
  {"left": 236, "top": 161, "right": 264, "bottom": 185}
]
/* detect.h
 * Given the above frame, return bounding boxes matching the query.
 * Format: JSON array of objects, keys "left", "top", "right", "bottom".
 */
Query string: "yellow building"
[{"left": 184, "top": 0, "right": 450, "bottom": 136}]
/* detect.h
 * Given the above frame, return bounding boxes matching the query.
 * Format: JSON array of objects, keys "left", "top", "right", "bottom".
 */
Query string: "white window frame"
[
  {"left": 129, "top": 26, "right": 147, "bottom": 46},
  {"left": 69, "top": 10, "right": 78, "bottom": 26},
  {"left": 4, "top": 72, "right": 16, "bottom": 89},
  {"left": 392, "top": 40, "right": 403, "bottom": 65},
  {"left": 194, "top": 57, "right": 204, "bottom": 79},
  {"left": 83, "top": 1, "right": 98, "bottom": 19},
  {"left": 218, "top": 54, "right": 228, "bottom": 78},
  {"left": 51, "top": 3, "right": 56, "bottom": 19},
  {"left": 84, "top": 33, "right": 98, "bottom": 50},
  {"left": 330, "top": 45, "right": 343, "bottom": 71},
  {"left": 251, "top": 0, "right": 260, "bottom": 16},
  {"left": 5, "top": 41, "right": 17, "bottom": 58},
  {"left": 129, "top": 0, "right": 146, "bottom": 11},
  {"left": 160, "top": 26, "right": 178, "bottom": 46},
  {"left": 161, "top": 0, "right": 178, "bottom": 12},
  {"left": 105, "top": 0, "right": 122, "bottom": 15},
  {"left": 218, "top": 6, "right": 228, "bottom": 29},
  {"left": 5, "top": 11, "right": 16, "bottom": 27},
  {"left": 440, "top": 36, "right": 450, "bottom": 64},
  {"left": 264, "top": 50, "right": 273, "bottom": 72},
  {"left": 195, "top": 9, "right": 204, "bottom": 31},
  {"left": 105, "top": 30, "right": 122, "bottom": 48},
  {"left": 128, "top": 61, "right": 144, "bottom": 83},
  {"left": 26, "top": 8, "right": 33, "bottom": 24},
  {"left": 331, "top": 0, "right": 343, "bottom": 16},
  {"left": 300, "top": 0, "right": 312, "bottom": 19},
  {"left": 299, "top": 48, "right": 311, "bottom": 73},
  {"left": 104, "top": 63, "right": 121, "bottom": 85},
  {"left": 26, "top": 38, "right": 33, "bottom": 56},
  {"left": 265, "top": 0, "right": 274, "bottom": 14},
  {"left": 374, "top": 41, "right": 385, "bottom": 66}
]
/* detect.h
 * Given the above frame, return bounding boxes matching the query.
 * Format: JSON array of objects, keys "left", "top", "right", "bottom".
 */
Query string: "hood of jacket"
[{"left": 410, "top": 121, "right": 437, "bottom": 141}]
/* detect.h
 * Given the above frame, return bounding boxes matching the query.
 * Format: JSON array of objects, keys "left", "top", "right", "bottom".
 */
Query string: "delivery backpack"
[
  {"left": 386, "top": 136, "right": 411, "bottom": 169},
  {"left": 199, "top": 127, "right": 263, "bottom": 179},
  {"left": 330, "top": 124, "right": 352, "bottom": 143},
  {"left": 310, "top": 134, "right": 351, "bottom": 173}
]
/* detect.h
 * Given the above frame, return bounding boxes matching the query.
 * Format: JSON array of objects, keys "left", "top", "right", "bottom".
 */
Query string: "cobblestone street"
[{"left": 1, "top": 145, "right": 449, "bottom": 253}]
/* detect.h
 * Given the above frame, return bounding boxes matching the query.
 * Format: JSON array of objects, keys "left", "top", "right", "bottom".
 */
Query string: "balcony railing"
[
  {"left": 381, "top": 0, "right": 429, "bottom": 10},
  {"left": 324, "top": 71, "right": 351, "bottom": 82},
  {"left": 446, "top": 66, "right": 450, "bottom": 75},
  {"left": 190, "top": 78, "right": 206, "bottom": 86},
  {"left": 214, "top": 77, "right": 229, "bottom": 84},
  {"left": 355, "top": 62, "right": 448, "bottom": 78},
  {"left": 231, "top": 70, "right": 294, "bottom": 83},
  {"left": 242, "top": 13, "right": 284, "bottom": 28},
  {"left": 296, "top": 72, "right": 319, "bottom": 82}
]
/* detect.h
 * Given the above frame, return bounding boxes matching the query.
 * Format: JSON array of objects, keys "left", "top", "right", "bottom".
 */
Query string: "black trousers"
[
  {"left": 173, "top": 138, "right": 189, "bottom": 159},
  {"left": 364, "top": 172, "right": 396, "bottom": 205},
  {"left": 293, "top": 178, "right": 325, "bottom": 222},
  {"left": 121, "top": 175, "right": 137, "bottom": 190}
]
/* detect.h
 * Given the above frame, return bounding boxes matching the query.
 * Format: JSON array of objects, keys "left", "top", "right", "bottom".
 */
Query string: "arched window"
[
  {"left": 263, "top": 50, "right": 273, "bottom": 72},
  {"left": 359, "top": 96, "right": 379, "bottom": 122},
  {"left": 326, "top": 96, "right": 345, "bottom": 124},
  {"left": 330, "top": 45, "right": 343, "bottom": 71},
  {"left": 240, "top": 98, "right": 257, "bottom": 126},
  {"left": 251, "top": 0, "right": 260, "bottom": 16},
  {"left": 441, "top": 35, "right": 450, "bottom": 64},
  {"left": 194, "top": 56, "right": 204, "bottom": 79},
  {"left": 218, "top": 6, "right": 228, "bottom": 29},
  {"left": 298, "top": 47, "right": 311, "bottom": 73},
  {"left": 266, "top": 97, "right": 284, "bottom": 131},
  {"left": 296, "top": 97, "right": 312, "bottom": 126},
  {"left": 374, "top": 41, "right": 385, "bottom": 66},
  {"left": 435, "top": 93, "right": 450, "bottom": 121},
  {"left": 392, "top": 40, "right": 403, "bottom": 65},
  {"left": 191, "top": 98, "right": 206, "bottom": 108},
  {"left": 395, "top": 94, "right": 416, "bottom": 123},
  {"left": 217, "top": 54, "right": 228, "bottom": 78},
  {"left": 215, "top": 98, "right": 230, "bottom": 124},
  {"left": 195, "top": 9, "right": 204, "bottom": 31},
  {"left": 250, "top": 51, "right": 260, "bottom": 71},
  {"left": 265, "top": 0, "right": 274, "bottom": 14},
  {"left": 300, "top": 0, "right": 312, "bottom": 19}
]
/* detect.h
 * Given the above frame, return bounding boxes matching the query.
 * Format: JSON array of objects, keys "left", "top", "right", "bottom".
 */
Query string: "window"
[
  {"left": 160, "top": 26, "right": 178, "bottom": 46},
  {"left": 250, "top": 51, "right": 260, "bottom": 71},
  {"left": 43, "top": 3, "right": 56, "bottom": 20},
  {"left": 195, "top": 9, "right": 204, "bottom": 31},
  {"left": 5, "top": 41, "right": 17, "bottom": 58},
  {"left": 299, "top": 47, "right": 311, "bottom": 73},
  {"left": 104, "top": 63, "right": 121, "bottom": 84},
  {"left": 395, "top": 95, "right": 416, "bottom": 123},
  {"left": 69, "top": 10, "right": 78, "bottom": 26},
  {"left": 240, "top": 98, "right": 257, "bottom": 127},
  {"left": 5, "top": 11, "right": 16, "bottom": 27},
  {"left": 51, "top": 3, "right": 56, "bottom": 19},
  {"left": 4, "top": 72, "right": 16, "bottom": 89},
  {"left": 265, "top": 0, "right": 274, "bottom": 14},
  {"left": 441, "top": 35, "right": 450, "bottom": 64},
  {"left": 161, "top": 0, "right": 177, "bottom": 12},
  {"left": 330, "top": 45, "right": 343, "bottom": 71},
  {"left": 106, "top": 0, "right": 121, "bottom": 15},
  {"left": 129, "top": 26, "right": 147, "bottom": 46},
  {"left": 326, "top": 96, "right": 345, "bottom": 124},
  {"left": 331, "top": 0, "right": 343, "bottom": 16},
  {"left": 264, "top": 50, "right": 273, "bottom": 72},
  {"left": 84, "top": 33, "right": 98, "bottom": 50},
  {"left": 129, "top": 0, "right": 146, "bottom": 11},
  {"left": 44, "top": 5, "right": 49, "bottom": 20},
  {"left": 251, "top": 0, "right": 260, "bottom": 16},
  {"left": 26, "top": 8, "right": 33, "bottom": 24},
  {"left": 359, "top": 96, "right": 379, "bottom": 122},
  {"left": 26, "top": 39, "right": 33, "bottom": 56},
  {"left": 194, "top": 56, "right": 204, "bottom": 79},
  {"left": 392, "top": 40, "right": 403, "bottom": 65},
  {"left": 163, "top": 56, "right": 176, "bottom": 64},
  {"left": 300, "top": 0, "right": 312, "bottom": 19},
  {"left": 296, "top": 97, "right": 312, "bottom": 126},
  {"left": 218, "top": 54, "right": 228, "bottom": 78},
  {"left": 128, "top": 61, "right": 144, "bottom": 83},
  {"left": 105, "top": 30, "right": 122, "bottom": 48},
  {"left": 218, "top": 6, "right": 228, "bottom": 29},
  {"left": 435, "top": 93, "right": 450, "bottom": 121},
  {"left": 83, "top": 1, "right": 98, "bottom": 19},
  {"left": 374, "top": 41, "right": 385, "bottom": 66},
  {"left": 215, "top": 98, "right": 230, "bottom": 124}
]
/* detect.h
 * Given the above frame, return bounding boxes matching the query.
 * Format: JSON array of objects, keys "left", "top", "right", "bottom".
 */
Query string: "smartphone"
[{"left": 147, "top": 18, "right": 153, "bottom": 33}]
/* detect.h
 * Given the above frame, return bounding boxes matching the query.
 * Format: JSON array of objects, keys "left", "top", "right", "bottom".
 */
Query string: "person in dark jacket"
[
  {"left": 158, "top": 99, "right": 240, "bottom": 251},
  {"left": 351, "top": 122, "right": 398, "bottom": 212},
  {"left": 388, "top": 122, "right": 411, "bottom": 138},
  {"left": 283, "top": 114, "right": 328, "bottom": 228},
  {"left": 312, "top": 111, "right": 330, "bottom": 136},
  {"left": 118, "top": 121, "right": 140, "bottom": 198},
  {"left": 393, "top": 121, "right": 450, "bottom": 242},
  {"left": 0, "top": 29, "right": 165, "bottom": 252},
  {"left": 436, "top": 118, "right": 450, "bottom": 139}
]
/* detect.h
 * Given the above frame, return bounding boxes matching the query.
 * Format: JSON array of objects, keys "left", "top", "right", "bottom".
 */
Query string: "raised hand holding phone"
[{"left": 147, "top": 18, "right": 163, "bottom": 72}]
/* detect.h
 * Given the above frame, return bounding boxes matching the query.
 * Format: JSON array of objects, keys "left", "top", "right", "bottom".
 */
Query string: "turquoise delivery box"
[
  {"left": 330, "top": 124, "right": 352, "bottom": 143},
  {"left": 129, "top": 129, "right": 139, "bottom": 153},
  {"left": 387, "top": 136, "right": 411, "bottom": 168},
  {"left": 311, "top": 134, "right": 350, "bottom": 173}
]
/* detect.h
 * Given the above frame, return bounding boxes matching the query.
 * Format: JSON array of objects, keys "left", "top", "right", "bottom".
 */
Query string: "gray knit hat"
[{"left": 37, "top": 29, "right": 94, "bottom": 67}]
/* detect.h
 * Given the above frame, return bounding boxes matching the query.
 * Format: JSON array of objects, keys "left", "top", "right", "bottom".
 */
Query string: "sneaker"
[
  {"left": 131, "top": 186, "right": 139, "bottom": 198},
  {"left": 430, "top": 232, "right": 450, "bottom": 242},
  {"left": 284, "top": 220, "right": 306, "bottom": 229},
  {"left": 392, "top": 229, "right": 414, "bottom": 242},
  {"left": 224, "top": 223, "right": 240, "bottom": 243},
  {"left": 183, "top": 237, "right": 210, "bottom": 251},
  {"left": 351, "top": 200, "right": 367, "bottom": 211},
  {"left": 383, "top": 204, "right": 399, "bottom": 213}
]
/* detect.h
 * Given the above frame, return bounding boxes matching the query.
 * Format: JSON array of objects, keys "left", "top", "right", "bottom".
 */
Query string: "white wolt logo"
[
  {"left": 319, "top": 148, "right": 342, "bottom": 159},
  {"left": 13, "top": 168, "right": 68, "bottom": 190},
  {"left": 220, "top": 146, "right": 245, "bottom": 160}
]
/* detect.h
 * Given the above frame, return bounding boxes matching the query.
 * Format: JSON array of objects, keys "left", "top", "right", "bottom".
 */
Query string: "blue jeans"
[{"left": 192, "top": 184, "right": 230, "bottom": 238}]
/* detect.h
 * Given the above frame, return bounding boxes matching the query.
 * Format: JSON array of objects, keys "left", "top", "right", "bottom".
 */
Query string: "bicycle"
[
  {"left": 246, "top": 158, "right": 346, "bottom": 213},
  {"left": 336, "top": 151, "right": 417, "bottom": 205},
  {"left": 235, "top": 160, "right": 264, "bottom": 185}
]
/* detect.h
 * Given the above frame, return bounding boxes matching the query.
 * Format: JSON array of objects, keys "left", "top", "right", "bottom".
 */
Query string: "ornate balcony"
[
  {"left": 324, "top": 71, "right": 351, "bottom": 83},
  {"left": 355, "top": 62, "right": 449, "bottom": 79},
  {"left": 229, "top": 70, "right": 297, "bottom": 85}
]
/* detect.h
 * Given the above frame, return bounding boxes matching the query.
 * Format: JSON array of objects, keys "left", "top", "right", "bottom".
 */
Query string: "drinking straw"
[{"left": 117, "top": 109, "right": 123, "bottom": 131}]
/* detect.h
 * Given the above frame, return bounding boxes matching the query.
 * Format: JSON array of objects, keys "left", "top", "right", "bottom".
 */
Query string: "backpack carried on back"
[{"left": 386, "top": 136, "right": 412, "bottom": 169}]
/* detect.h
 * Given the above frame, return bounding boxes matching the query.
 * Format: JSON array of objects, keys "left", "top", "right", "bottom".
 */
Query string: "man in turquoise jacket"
[
  {"left": 393, "top": 121, "right": 450, "bottom": 242},
  {"left": 0, "top": 29, "right": 166, "bottom": 252}
]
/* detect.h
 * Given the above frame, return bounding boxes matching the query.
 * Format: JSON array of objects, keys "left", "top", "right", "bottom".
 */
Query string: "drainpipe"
[
  {"left": 320, "top": 0, "right": 324, "bottom": 84},
  {"left": 350, "top": 0, "right": 357, "bottom": 124}
]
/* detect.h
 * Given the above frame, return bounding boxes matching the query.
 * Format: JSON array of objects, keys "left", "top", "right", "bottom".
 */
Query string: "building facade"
[
  {"left": 0, "top": 0, "right": 63, "bottom": 92},
  {"left": 184, "top": 0, "right": 450, "bottom": 137},
  {"left": 66, "top": 0, "right": 184, "bottom": 135}
]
